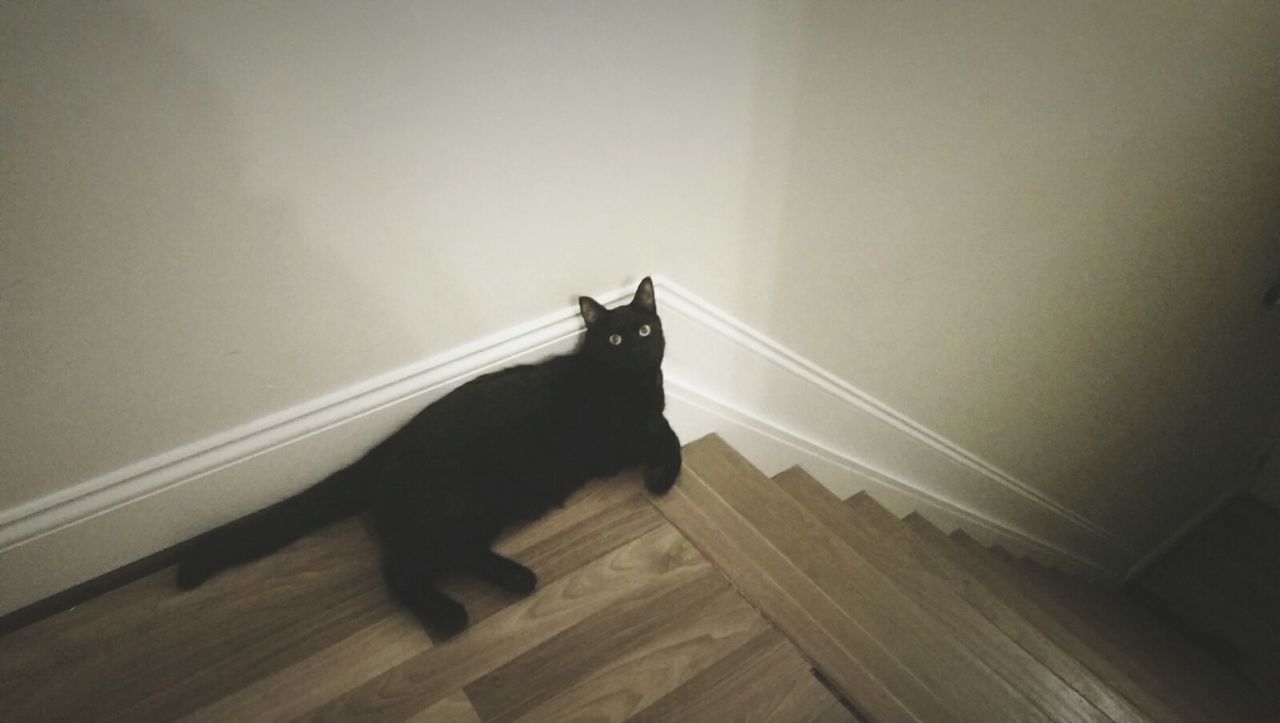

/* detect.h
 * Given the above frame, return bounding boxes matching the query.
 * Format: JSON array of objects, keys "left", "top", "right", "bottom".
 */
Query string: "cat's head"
[{"left": 578, "top": 277, "right": 665, "bottom": 372}]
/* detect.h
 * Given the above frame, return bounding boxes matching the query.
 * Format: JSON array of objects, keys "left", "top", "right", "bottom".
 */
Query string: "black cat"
[{"left": 176, "top": 277, "right": 682, "bottom": 636}]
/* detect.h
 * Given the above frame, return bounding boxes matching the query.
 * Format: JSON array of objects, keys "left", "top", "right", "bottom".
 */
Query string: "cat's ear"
[
  {"left": 579, "top": 296, "right": 607, "bottom": 327},
  {"left": 630, "top": 276, "right": 656, "bottom": 313}
]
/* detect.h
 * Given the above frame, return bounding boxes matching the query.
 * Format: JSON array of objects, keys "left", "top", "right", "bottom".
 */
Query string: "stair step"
[
  {"left": 962, "top": 533, "right": 1216, "bottom": 721},
  {"left": 961, "top": 531, "right": 1274, "bottom": 721},
  {"left": 917, "top": 523, "right": 1188, "bottom": 722},
  {"left": 653, "top": 442, "right": 943, "bottom": 722},
  {"left": 839, "top": 493, "right": 1150, "bottom": 723},
  {"left": 774, "top": 472, "right": 1111, "bottom": 723},
  {"left": 656, "top": 434, "right": 1278, "bottom": 722},
  {"left": 1024, "top": 557, "right": 1275, "bottom": 721},
  {"left": 673, "top": 435, "right": 1062, "bottom": 723}
]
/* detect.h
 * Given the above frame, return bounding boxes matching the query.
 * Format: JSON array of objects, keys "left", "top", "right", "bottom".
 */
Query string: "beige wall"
[{"left": 4, "top": 2, "right": 1280, "bottom": 556}]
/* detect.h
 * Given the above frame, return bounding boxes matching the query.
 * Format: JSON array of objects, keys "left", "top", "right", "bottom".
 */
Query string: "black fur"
[{"left": 176, "top": 277, "right": 681, "bottom": 636}]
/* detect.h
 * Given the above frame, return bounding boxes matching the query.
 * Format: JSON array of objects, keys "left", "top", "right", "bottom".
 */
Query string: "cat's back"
[{"left": 390, "top": 353, "right": 576, "bottom": 442}]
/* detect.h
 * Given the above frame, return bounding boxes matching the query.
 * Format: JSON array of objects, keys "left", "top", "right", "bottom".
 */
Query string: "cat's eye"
[
  {"left": 608, "top": 333, "right": 623, "bottom": 346},
  {"left": 638, "top": 324, "right": 651, "bottom": 337}
]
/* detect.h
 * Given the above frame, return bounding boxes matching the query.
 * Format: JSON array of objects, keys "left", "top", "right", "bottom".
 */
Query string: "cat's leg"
[
  {"left": 640, "top": 414, "right": 682, "bottom": 494},
  {"left": 382, "top": 553, "right": 469, "bottom": 637},
  {"left": 470, "top": 549, "right": 538, "bottom": 595}
]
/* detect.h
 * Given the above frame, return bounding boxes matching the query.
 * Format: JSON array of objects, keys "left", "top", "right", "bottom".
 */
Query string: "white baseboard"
[
  {"left": 663, "top": 385, "right": 1120, "bottom": 583},
  {"left": 0, "top": 275, "right": 1133, "bottom": 615}
]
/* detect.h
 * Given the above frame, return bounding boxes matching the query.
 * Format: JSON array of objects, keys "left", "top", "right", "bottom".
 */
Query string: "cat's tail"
[{"left": 174, "top": 464, "right": 372, "bottom": 591}]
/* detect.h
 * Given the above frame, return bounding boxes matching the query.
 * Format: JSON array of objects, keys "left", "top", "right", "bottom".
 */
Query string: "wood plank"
[
  {"left": 1023, "top": 559, "right": 1276, "bottom": 722},
  {"left": 682, "top": 436, "right": 1048, "bottom": 723},
  {"left": 650, "top": 464, "right": 947, "bottom": 723},
  {"left": 294, "top": 523, "right": 710, "bottom": 722},
  {"left": 0, "top": 478, "right": 662, "bottom": 722},
  {"left": 776, "top": 471, "right": 1112, "bottom": 723},
  {"left": 838, "top": 491, "right": 1148, "bottom": 723},
  {"left": 465, "top": 571, "right": 732, "bottom": 721},
  {"left": 438, "top": 478, "right": 664, "bottom": 632},
  {"left": 180, "top": 612, "right": 430, "bottom": 722},
  {"left": 954, "top": 531, "right": 1214, "bottom": 722},
  {"left": 503, "top": 582, "right": 770, "bottom": 722},
  {"left": 1, "top": 517, "right": 391, "bottom": 722},
  {"left": 404, "top": 691, "right": 483, "bottom": 723},
  {"left": 902, "top": 516, "right": 1178, "bottom": 723},
  {"left": 811, "top": 698, "right": 866, "bottom": 723},
  {"left": 631, "top": 628, "right": 856, "bottom": 723}
]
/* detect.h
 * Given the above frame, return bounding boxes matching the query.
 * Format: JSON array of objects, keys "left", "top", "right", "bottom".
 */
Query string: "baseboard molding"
[
  {"left": 663, "top": 384, "right": 1120, "bottom": 583},
  {"left": 654, "top": 278, "right": 1133, "bottom": 580},
  {"left": 0, "top": 275, "right": 1133, "bottom": 615}
]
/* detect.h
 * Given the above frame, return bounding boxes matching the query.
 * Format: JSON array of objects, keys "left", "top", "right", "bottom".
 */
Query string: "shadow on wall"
[
  {"left": 731, "top": 2, "right": 1280, "bottom": 549},
  {"left": 0, "top": 4, "right": 444, "bottom": 510}
]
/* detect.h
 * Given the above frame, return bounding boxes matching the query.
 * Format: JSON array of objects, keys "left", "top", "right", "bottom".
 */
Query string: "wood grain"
[
  {"left": 835, "top": 488, "right": 1148, "bottom": 723},
  {"left": 682, "top": 435, "right": 1048, "bottom": 723},
  {"left": 1, "top": 516, "right": 390, "bottom": 722},
  {"left": 909, "top": 517, "right": 1185, "bottom": 722},
  {"left": 509, "top": 582, "right": 770, "bottom": 722},
  {"left": 0, "top": 466, "right": 846, "bottom": 723},
  {"left": 8, "top": 437, "right": 1268, "bottom": 723},
  {"left": 465, "top": 571, "right": 729, "bottom": 721},
  {"left": 651, "top": 463, "right": 946, "bottom": 723},
  {"left": 180, "top": 611, "right": 430, "bottom": 722},
  {"left": 295, "top": 523, "right": 711, "bottom": 722},
  {"left": 404, "top": 691, "right": 483, "bottom": 723},
  {"left": 630, "top": 628, "right": 858, "bottom": 723},
  {"left": 1023, "top": 557, "right": 1274, "bottom": 722},
  {"left": 438, "top": 478, "right": 664, "bottom": 632},
  {"left": 777, "top": 471, "right": 1110, "bottom": 723},
  {"left": 952, "top": 529, "right": 1208, "bottom": 722}
]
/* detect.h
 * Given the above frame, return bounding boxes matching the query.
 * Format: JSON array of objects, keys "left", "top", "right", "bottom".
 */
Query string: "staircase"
[{"left": 656, "top": 434, "right": 1278, "bottom": 723}]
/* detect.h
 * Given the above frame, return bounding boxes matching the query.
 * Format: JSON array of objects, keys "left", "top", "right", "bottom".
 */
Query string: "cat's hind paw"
[{"left": 475, "top": 551, "right": 538, "bottom": 595}]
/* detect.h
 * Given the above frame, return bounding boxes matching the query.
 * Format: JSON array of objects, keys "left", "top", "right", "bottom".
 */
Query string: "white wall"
[
  {"left": 4, "top": 2, "right": 1280, "bottom": 566},
  {"left": 1, "top": 1, "right": 764, "bottom": 507},
  {"left": 724, "top": 2, "right": 1280, "bottom": 552}
]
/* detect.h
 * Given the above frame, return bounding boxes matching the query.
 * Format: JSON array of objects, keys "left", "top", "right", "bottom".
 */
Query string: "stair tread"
[
  {"left": 776, "top": 471, "right": 1115, "bottom": 723},
  {"left": 968, "top": 532, "right": 1275, "bottom": 721},
  {"left": 651, "top": 465, "right": 936, "bottom": 722},
  {"left": 973, "top": 536, "right": 1228, "bottom": 721},
  {"left": 835, "top": 491, "right": 1150, "bottom": 723},
  {"left": 656, "top": 434, "right": 1277, "bottom": 722},
  {"left": 677, "top": 436, "right": 1054, "bottom": 723},
  {"left": 1045, "top": 564, "right": 1276, "bottom": 719},
  {"left": 912, "top": 521, "right": 1189, "bottom": 722}
]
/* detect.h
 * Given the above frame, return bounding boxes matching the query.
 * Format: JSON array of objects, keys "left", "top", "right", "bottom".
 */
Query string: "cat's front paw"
[
  {"left": 498, "top": 563, "right": 538, "bottom": 595},
  {"left": 643, "top": 462, "right": 680, "bottom": 495},
  {"left": 175, "top": 560, "right": 211, "bottom": 591}
]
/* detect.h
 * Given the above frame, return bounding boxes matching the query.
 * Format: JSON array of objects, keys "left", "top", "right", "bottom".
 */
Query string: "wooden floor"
[
  {"left": 0, "top": 470, "right": 855, "bottom": 722},
  {"left": 4, "top": 433, "right": 1277, "bottom": 722}
]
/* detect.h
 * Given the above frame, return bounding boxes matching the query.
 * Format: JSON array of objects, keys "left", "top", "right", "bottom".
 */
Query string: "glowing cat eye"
[
  {"left": 608, "top": 333, "right": 623, "bottom": 346},
  {"left": 638, "top": 324, "right": 651, "bottom": 337}
]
